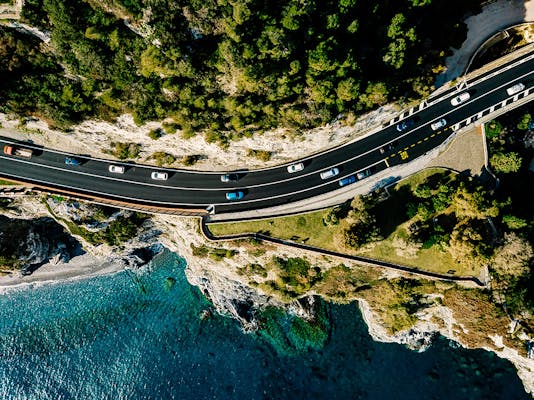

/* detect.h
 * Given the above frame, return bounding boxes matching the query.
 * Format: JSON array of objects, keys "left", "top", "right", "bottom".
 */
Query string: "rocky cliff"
[{"left": 0, "top": 192, "right": 532, "bottom": 395}]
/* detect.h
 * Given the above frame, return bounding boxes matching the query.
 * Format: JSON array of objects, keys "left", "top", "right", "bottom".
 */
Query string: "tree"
[
  {"left": 448, "top": 220, "right": 488, "bottom": 268},
  {"left": 383, "top": 38, "right": 407, "bottom": 69},
  {"left": 336, "top": 78, "right": 360, "bottom": 102},
  {"left": 502, "top": 215, "right": 528, "bottom": 230},
  {"left": 492, "top": 232, "right": 533, "bottom": 279},
  {"left": 452, "top": 183, "right": 498, "bottom": 219},
  {"left": 341, "top": 196, "right": 382, "bottom": 249},
  {"left": 490, "top": 152, "right": 522, "bottom": 174},
  {"left": 485, "top": 120, "right": 502, "bottom": 139},
  {"left": 359, "top": 82, "right": 389, "bottom": 108},
  {"left": 387, "top": 14, "right": 406, "bottom": 39},
  {"left": 517, "top": 113, "right": 532, "bottom": 130}
]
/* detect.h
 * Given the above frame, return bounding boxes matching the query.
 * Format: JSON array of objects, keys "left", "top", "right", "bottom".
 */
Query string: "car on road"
[
  {"left": 220, "top": 173, "right": 239, "bottom": 182},
  {"left": 431, "top": 118, "right": 447, "bottom": 131},
  {"left": 396, "top": 118, "right": 415, "bottom": 132},
  {"left": 379, "top": 140, "right": 399, "bottom": 154},
  {"left": 65, "top": 157, "right": 82, "bottom": 166},
  {"left": 320, "top": 167, "right": 340, "bottom": 180},
  {"left": 356, "top": 169, "right": 372, "bottom": 180},
  {"left": 450, "top": 92, "right": 470, "bottom": 106},
  {"left": 506, "top": 82, "right": 525, "bottom": 96},
  {"left": 225, "top": 191, "right": 244, "bottom": 201},
  {"left": 287, "top": 162, "right": 305, "bottom": 173},
  {"left": 338, "top": 175, "right": 356, "bottom": 187},
  {"left": 108, "top": 165, "right": 125, "bottom": 174},
  {"left": 151, "top": 171, "right": 168, "bottom": 180}
]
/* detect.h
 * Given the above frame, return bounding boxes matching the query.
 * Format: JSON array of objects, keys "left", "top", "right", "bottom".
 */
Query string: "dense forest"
[{"left": 0, "top": 0, "right": 481, "bottom": 138}]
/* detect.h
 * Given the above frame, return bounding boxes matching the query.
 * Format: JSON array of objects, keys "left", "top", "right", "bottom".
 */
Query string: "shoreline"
[{"left": 0, "top": 253, "right": 127, "bottom": 292}]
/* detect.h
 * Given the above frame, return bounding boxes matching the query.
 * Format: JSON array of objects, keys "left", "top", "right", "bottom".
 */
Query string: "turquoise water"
[{"left": 0, "top": 250, "right": 529, "bottom": 399}]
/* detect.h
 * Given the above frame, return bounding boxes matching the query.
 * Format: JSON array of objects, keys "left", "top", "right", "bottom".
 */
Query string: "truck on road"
[{"left": 3, "top": 145, "right": 33, "bottom": 159}]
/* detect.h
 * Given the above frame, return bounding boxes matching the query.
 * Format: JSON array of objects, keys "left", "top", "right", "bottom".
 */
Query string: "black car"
[
  {"left": 220, "top": 173, "right": 239, "bottom": 183},
  {"left": 379, "top": 140, "right": 399, "bottom": 154},
  {"left": 396, "top": 118, "right": 415, "bottom": 132}
]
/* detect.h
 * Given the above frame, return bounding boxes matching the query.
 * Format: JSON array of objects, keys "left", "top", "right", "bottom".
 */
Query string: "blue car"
[
  {"left": 65, "top": 157, "right": 82, "bottom": 166},
  {"left": 339, "top": 175, "right": 356, "bottom": 187},
  {"left": 396, "top": 118, "right": 415, "bottom": 132},
  {"left": 225, "top": 191, "right": 244, "bottom": 201}
]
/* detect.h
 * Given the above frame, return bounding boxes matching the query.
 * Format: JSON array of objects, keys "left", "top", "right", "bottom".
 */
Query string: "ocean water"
[{"left": 0, "top": 250, "right": 529, "bottom": 400}]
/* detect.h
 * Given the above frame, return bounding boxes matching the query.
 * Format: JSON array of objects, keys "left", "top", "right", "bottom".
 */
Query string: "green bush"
[
  {"left": 485, "top": 120, "right": 502, "bottom": 139},
  {"left": 181, "top": 154, "right": 202, "bottom": 166},
  {"left": 150, "top": 151, "right": 176, "bottom": 166},
  {"left": 247, "top": 149, "right": 273, "bottom": 162},
  {"left": 148, "top": 128, "right": 164, "bottom": 140},
  {"left": 110, "top": 142, "right": 141, "bottom": 160}
]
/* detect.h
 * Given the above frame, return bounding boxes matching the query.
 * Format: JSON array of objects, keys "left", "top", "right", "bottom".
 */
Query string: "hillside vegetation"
[{"left": 0, "top": 0, "right": 481, "bottom": 135}]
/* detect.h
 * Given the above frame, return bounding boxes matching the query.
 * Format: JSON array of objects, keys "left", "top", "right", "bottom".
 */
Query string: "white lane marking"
[
  {"left": 0, "top": 159, "right": 387, "bottom": 207},
  {"left": 377, "top": 69, "right": 534, "bottom": 150},
  {"left": 3, "top": 68, "right": 533, "bottom": 198},
  {"left": 1, "top": 61, "right": 532, "bottom": 204}
]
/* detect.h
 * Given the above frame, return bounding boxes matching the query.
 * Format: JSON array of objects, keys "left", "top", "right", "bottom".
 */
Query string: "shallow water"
[{"left": 0, "top": 250, "right": 528, "bottom": 399}]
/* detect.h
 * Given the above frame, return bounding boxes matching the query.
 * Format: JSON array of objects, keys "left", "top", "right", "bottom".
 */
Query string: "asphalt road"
[{"left": 0, "top": 50, "right": 533, "bottom": 214}]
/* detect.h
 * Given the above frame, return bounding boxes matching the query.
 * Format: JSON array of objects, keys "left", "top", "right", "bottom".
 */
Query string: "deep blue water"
[{"left": 0, "top": 250, "right": 529, "bottom": 400}]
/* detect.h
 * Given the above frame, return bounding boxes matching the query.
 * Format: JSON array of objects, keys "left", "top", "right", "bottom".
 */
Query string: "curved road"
[{"left": 0, "top": 50, "right": 532, "bottom": 214}]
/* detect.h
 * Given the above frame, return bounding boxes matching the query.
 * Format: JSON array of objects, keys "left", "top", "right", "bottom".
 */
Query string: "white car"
[
  {"left": 450, "top": 92, "right": 470, "bottom": 106},
  {"left": 431, "top": 118, "right": 447, "bottom": 131},
  {"left": 151, "top": 171, "right": 168, "bottom": 180},
  {"left": 320, "top": 167, "right": 339, "bottom": 180},
  {"left": 506, "top": 82, "right": 525, "bottom": 96},
  {"left": 287, "top": 162, "right": 305, "bottom": 173},
  {"left": 108, "top": 165, "right": 125, "bottom": 174}
]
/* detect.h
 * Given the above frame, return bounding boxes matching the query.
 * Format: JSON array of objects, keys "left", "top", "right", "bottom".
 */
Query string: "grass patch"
[
  {"left": 0, "top": 179, "right": 20, "bottom": 185},
  {"left": 207, "top": 168, "right": 481, "bottom": 277},
  {"left": 208, "top": 209, "right": 338, "bottom": 250}
]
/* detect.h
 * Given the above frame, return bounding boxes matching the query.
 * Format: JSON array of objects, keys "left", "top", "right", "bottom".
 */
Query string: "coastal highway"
[{"left": 0, "top": 50, "right": 533, "bottom": 214}]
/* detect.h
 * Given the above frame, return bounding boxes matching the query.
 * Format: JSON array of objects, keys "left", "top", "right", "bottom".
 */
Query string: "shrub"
[
  {"left": 485, "top": 120, "right": 502, "bottom": 139},
  {"left": 150, "top": 151, "right": 176, "bottom": 166},
  {"left": 247, "top": 149, "right": 273, "bottom": 162},
  {"left": 182, "top": 154, "right": 202, "bottom": 166},
  {"left": 110, "top": 142, "right": 141, "bottom": 160},
  {"left": 148, "top": 128, "right": 164, "bottom": 140}
]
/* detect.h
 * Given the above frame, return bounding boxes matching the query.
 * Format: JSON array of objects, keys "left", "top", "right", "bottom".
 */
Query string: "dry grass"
[{"left": 207, "top": 168, "right": 482, "bottom": 277}]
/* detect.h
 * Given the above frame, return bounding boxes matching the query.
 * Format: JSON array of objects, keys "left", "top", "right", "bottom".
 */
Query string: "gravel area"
[{"left": 426, "top": 125, "right": 486, "bottom": 176}]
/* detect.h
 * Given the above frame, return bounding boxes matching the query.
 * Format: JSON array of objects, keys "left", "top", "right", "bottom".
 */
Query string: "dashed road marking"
[
  {"left": 417, "top": 140, "right": 422, "bottom": 144},
  {"left": 424, "top": 137, "right": 429, "bottom": 141},
  {"left": 410, "top": 144, "right": 416, "bottom": 148}
]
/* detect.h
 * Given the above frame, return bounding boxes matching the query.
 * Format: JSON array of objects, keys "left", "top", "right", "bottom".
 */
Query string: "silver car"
[
  {"left": 450, "top": 92, "right": 470, "bottom": 106},
  {"left": 108, "top": 165, "right": 125, "bottom": 174},
  {"left": 320, "top": 167, "right": 340, "bottom": 180},
  {"left": 287, "top": 162, "right": 305, "bottom": 173},
  {"left": 151, "top": 171, "right": 168, "bottom": 180},
  {"left": 431, "top": 118, "right": 447, "bottom": 131},
  {"left": 506, "top": 82, "right": 525, "bottom": 96}
]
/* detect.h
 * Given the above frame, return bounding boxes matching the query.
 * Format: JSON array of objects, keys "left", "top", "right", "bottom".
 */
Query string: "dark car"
[
  {"left": 356, "top": 169, "right": 372, "bottom": 180},
  {"left": 396, "top": 118, "right": 415, "bottom": 132},
  {"left": 65, "top": 156, "right": 82, "bottom": 166},
  {"left": 339, "top": 175, "right": 356, "bottom": 187},
  {"left": 379, "top": 140, "right": 399, "bottom": 154},
  {"left": 221, "top": 173, "right": 239, "bottom": 183}
]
